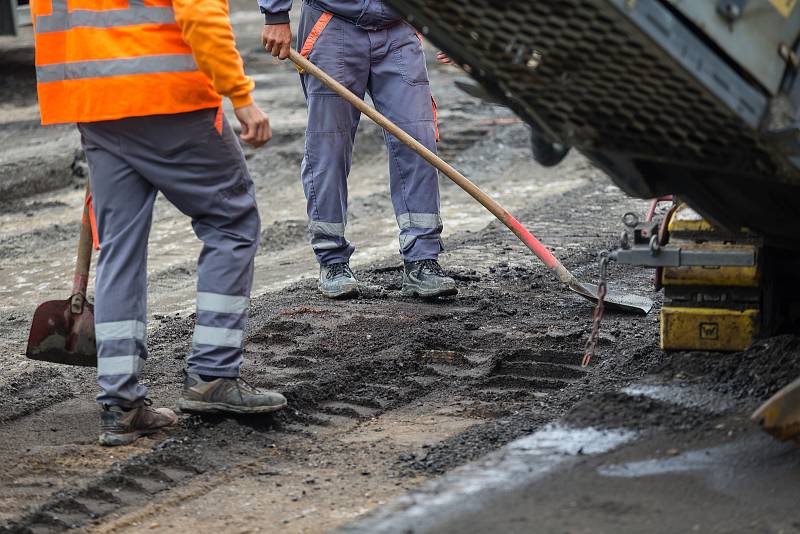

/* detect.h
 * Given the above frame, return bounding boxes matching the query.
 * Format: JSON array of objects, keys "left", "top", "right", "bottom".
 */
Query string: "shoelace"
[
  {"left": 235, "top": 376, "right": 262, "bottom": 394},
  {"left": 141, "top": 397, "right": 162, "bottom": 415},
  {"left": 102, "top": 399, "right": 150, "bottom": 411},
  {"left": 326, "top": 263, "right": 352, "bottom": 280},
  {"left": 416, "top": 259, "right": 445, "bottom": 276}
]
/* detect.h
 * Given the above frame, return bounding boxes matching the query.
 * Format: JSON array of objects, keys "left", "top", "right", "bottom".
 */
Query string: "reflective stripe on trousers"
[
  {"left": 94, "top": 319, "right": 149, "bottom": 405},
  {"left": 396, "top": 212, "right": 443, "bottom": 253},
  {"left": 96, "top": 320, "right": 147, "bottom": 378},
  {"left": 309, "top": 220, "right": 348, "bottom": 252}
]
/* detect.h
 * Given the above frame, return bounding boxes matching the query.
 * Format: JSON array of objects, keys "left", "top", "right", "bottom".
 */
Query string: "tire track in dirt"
[{"left": 0, "top": 368, "right": 75, "bottom": 424}]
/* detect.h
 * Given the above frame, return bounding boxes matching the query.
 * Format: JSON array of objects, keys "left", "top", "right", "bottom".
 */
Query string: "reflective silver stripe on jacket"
[
  {"left": 36, "top": 54, "right": 198, "bottom": 83},
  {"left": 396, "top": 212, "right": 442, "bottom": 230},
  {"left": 35, "top": 0, "right": 176, "bottom": 34}
]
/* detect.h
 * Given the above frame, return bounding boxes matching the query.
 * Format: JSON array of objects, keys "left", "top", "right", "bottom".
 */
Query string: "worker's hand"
[
  {"left": 436, "top": 52, "right": 453, "bottom": 64},
  {"left": 262, "top": 23, "right": 292, "bottom": 60},
  {"left": 234, "top": 103, "right": 272, "bottom": 148}
]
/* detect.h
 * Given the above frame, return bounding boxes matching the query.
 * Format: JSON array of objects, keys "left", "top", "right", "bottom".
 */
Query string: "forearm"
[
  {"left": 173, "top": 0, "right": 255, "bottom": 107},
  {"left": 258, "top": 0, "right": 292, "bottom": 24}
]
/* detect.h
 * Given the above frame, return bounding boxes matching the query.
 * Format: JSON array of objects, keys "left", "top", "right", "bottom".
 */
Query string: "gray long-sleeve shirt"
[{"left": 258, "top": 0, "right": 401, "bottom": 29}]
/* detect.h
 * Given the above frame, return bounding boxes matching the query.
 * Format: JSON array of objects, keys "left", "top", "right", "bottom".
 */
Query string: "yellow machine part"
[
  {"left": 667, "top": 204, "right": 752, "bottom": 237},
  {"left": 770, "top": 0, "right": 798, "bottom": 18},
  {"left": 661, "top": 244, "right": 759, "bottom": 287},
  {"left": 662, "top": 265, "right": 759, "bottom": 286},
  {"left": 668, "top": 204, "right": 715, "bottom": 234},
  {"left": 660, "top": 307, "right": 759, "bottom": 352}
]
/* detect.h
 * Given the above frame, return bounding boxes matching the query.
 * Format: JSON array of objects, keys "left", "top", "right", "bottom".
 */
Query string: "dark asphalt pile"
[
  {"left": 558, "top": 330, "right": 800, "bottom": 455},
  {"left": 561, "top": 334, "right": 800, "bottom": 443},
  {"left": 657, "top": 334, "right": 800, "bottom": 401},
  {"left": 563, "top": 391, "right": 715, "bottom": 433}
]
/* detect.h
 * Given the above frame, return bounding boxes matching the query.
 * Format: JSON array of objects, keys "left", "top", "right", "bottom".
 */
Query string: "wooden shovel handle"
[
  {"left": 288, "top": 49, "right": 575, "bottom": 285},
  {"left": 72, "top": 179, "right": 94, "bottom": 297}
]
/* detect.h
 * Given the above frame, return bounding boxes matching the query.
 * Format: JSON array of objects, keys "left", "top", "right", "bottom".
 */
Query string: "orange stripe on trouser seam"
[
  {"left": 431, "top": 96, "right": 439, "bottom": 142},
  {"left": 85, "top": 193, "right": 101, "bottom": 251},
  {"left": 214, "top": 106, "right": 223, "bottom": 134},
  {"left": 300, "top": 12, "right": 333, "bottom": 57}
]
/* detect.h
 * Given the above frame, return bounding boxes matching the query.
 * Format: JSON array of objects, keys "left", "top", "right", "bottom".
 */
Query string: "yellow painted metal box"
[
  {"left": 660, "top": 306, "right": 759, "bottom": 352},
  {"left": 661, "top": 243, "right": 760, "bottom": 287},
  {"left": 667, "top": 204, "right": 754, "bottom": 239}
]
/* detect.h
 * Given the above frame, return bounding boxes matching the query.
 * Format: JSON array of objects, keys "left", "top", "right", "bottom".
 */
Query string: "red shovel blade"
[{"left": 26, "top": 296, "right": 97, "bottom": 367}]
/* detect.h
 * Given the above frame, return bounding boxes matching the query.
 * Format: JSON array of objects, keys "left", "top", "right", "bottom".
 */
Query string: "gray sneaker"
[
  {"left": 401, "top": 259, "right": 458, "bottom": 298},
  {"left": 99, "top": 400, "right": 177, "bottom": 447},
  {"left": 177, "top": 373, "right": 288, "bottom": 415},
  {"left": 319, "top": 262, "right": 359, "bottom": 299}
]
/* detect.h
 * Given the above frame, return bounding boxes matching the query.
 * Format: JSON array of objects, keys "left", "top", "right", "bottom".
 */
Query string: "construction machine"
[
  {"left": 386, "top": 0, "right": 800, "bottom": 441},
  {"left": 1, "top": 0, "right": 29, "bottom": 36}
]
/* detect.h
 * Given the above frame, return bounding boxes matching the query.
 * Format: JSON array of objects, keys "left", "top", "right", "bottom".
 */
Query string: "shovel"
[
  {"left": 26, "top": 180, "right": 97, "bottom": 366},
  {"left": 289, "top": 49, "right": 652, "bottom": 314},
  {"left": 752, "top": 376, "right": 800, "bottom": 442}
]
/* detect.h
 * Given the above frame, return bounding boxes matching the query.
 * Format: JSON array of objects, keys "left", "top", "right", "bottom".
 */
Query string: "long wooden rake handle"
[{"left": 288, "top": 48, "right": 577, "bottom": 286}]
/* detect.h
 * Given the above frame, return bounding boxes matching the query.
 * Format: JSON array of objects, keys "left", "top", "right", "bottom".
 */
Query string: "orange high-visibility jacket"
[{"left": 32, "top": 0, "right": 255, "bottom": 125}]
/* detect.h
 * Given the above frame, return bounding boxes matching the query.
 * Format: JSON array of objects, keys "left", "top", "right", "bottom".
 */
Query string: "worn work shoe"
[
  {"left": 401, "top": 259, "right": 458, "bottom": 298},
  {"left": 319, "top": 262, "right": 359, "bottom": 299},
  {"left": 177, "top": 373, "right": 288, "bottom": 415},
  {"left": 98, "top": 400, "right": 177, "bottom": 447}
]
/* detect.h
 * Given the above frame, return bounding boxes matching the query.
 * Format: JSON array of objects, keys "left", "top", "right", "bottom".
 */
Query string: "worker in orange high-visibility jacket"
[{"left": 32, "top": 0, "right": 288, "bottom": 447}]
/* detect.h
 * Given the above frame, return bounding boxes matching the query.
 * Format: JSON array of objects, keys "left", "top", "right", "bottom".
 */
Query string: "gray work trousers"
[
  {"left": 298, "top": 3, "right": 444, "bottom": 265},
  {"left": 78, "top": 107, "right": 260, "bottom": 408}
]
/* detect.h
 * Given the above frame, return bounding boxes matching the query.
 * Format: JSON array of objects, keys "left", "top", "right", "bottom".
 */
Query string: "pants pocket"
[
  {"left": 150, "top": 108, "right": 214, "bottom": 158},
  {"left": 392, "top": 32, "right": 430, "bottom": 86},
  {"left": 300, "top": 5, "right": 344, "bottom": 94}
]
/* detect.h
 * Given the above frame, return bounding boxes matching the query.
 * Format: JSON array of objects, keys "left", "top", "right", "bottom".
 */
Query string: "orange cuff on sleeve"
[{"left": 230, "top": 92, "right": 254, "bottom": 108}]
